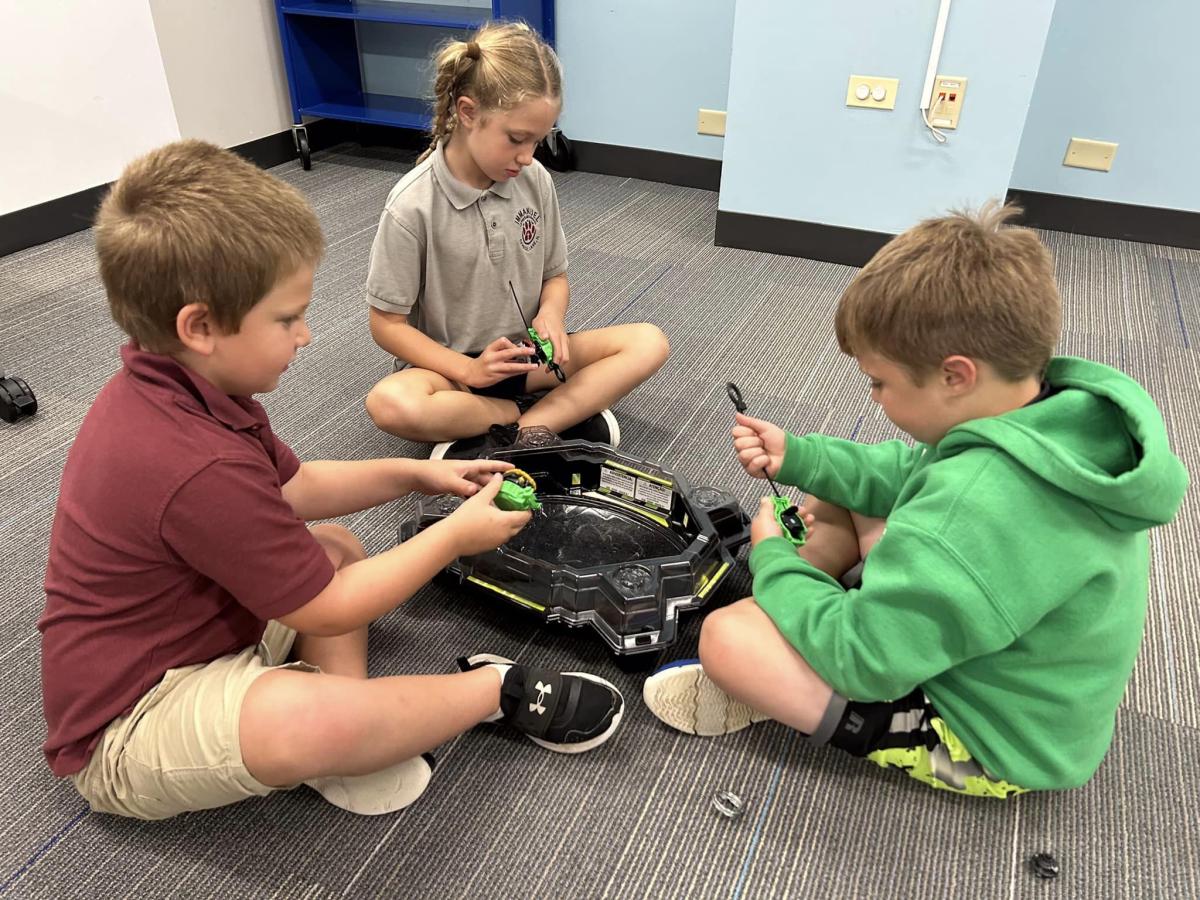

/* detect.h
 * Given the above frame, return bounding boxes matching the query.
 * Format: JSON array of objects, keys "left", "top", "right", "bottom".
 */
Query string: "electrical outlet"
[
  {"left": 698, "top": 109, "right": 726, "bottom": 136},
  {"left": 928, "top": 75, "right": 967, "bottom": 128},
  {"left": 846, "top": 76, "right": 899, "bottom": 110},
  {"left": 1064, "top": 138, "right": 1117, "bottom": 172}
]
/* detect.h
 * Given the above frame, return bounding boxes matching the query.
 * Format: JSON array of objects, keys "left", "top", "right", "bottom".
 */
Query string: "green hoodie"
[{"left": 750, "top": 357, "right": 1188, "bottom": 790}]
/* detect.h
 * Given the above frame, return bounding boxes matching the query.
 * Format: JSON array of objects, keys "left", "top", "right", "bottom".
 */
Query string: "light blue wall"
[
  {"left": 556, "top": 1, "right": 735, "bottom": 160},
  {"left": 1011, "top": 0, "right": 1200, "bottom": 213},
  {"left": 719, "top": 0, "right": 1056, "bottom": 235}
]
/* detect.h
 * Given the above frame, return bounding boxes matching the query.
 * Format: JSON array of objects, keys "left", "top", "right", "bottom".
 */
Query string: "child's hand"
[
  {"left": 444, "top": 475, "right": 531, "bottom": 555},
  {"left": 466, "top": 337, "right": 539, "bottom": 388},
  {"left": 530, "top": 312, "right": 570, "bottom": 366},
  {"left": 750, "top": 497, "right": 815, "bottom": 546},
  {"left": 751, "top": 497, "right": 784, "bottom": 545},
  {"left": 732, "top": 412, "right": 786, "bottom": 479},
  {"left": 411, "top": 459, "right": 513, "bottom": 497}
]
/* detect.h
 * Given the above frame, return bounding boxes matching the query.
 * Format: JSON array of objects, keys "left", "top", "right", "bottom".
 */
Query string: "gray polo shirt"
[{"left": 365, "top": 142, "right": 568, "bottom": 356}]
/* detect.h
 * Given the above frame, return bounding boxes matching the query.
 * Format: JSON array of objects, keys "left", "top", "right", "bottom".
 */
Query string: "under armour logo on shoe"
[
  {"left": 844, "top": 712, "right": 865, "bottom": 735},
  {"left": 530, "top": 681, "right": 552, "bottom": 715}
]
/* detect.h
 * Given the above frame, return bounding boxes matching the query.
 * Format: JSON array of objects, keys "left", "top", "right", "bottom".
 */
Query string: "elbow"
[
  {"left": 279, "top": 577, "right": 355, "bottom": 637},
  {"left": 368, "top": 306, "right": 407, "bottom": 350},
  {"left": 367, "top": 307, "right": 388, "bottom": 346}
]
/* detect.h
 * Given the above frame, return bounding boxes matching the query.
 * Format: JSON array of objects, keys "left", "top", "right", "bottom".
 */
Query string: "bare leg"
[
  {"left": 239, "top": 666, "right": 503, "bottom": 786},
  {"left": 795, "top": 496, "right": 862, "bottom": 578},
  {"left": 365, "top": 368, "right": 519, "bottom": 442},
  {"left": 519, "top": 323, "right": 669, "bottom": 434},
  {"left": 692, "top": 499, "right": 888, "bottom": 731},
  {"left": 290, "top": 524, "right": 370, "bottom": 678},
  {"left": 241, "top": 521, "right": 507, "bottom": 785},
  {"left": 699, "top": 598, "right": 832, "bottom": 734},
  {"left": 365, "top": 324, "right": 668, "bottom": 441}
]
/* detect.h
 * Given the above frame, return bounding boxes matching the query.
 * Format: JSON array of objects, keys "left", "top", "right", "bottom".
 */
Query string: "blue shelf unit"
[{"left": 274, "top": 1, "right": 556, "bottom": 167}]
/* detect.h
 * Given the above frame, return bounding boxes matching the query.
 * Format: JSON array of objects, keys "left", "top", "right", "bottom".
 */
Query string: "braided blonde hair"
[{"left": 417, "top": 21, "right": 562, "bottom": 164}]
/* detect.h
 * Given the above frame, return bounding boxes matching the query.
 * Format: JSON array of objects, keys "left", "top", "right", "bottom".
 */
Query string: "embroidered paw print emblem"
[
  {"left": 515, "top": 207, "right": 542, "bottom": 251},
  {"left": 530, "top": 680, "right": 552, "bottom": 715}
]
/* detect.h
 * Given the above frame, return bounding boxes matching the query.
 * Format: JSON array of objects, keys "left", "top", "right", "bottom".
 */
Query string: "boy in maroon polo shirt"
[{"left": 39, "top": 140, "right": 624, "bottom": 821}]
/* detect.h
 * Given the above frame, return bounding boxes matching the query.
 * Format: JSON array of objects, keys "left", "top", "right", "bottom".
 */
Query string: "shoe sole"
[
  {"left": 429, "top": 441, "right": 452, "bottom": 460},
  {"left": 642, "top": 661, "right": 769, "bottom": 736},
  {"left": 599, "top": 409, "right": 620, "bottom": 448},
  {"left": 306, "top": 752, "right": 434, "bottom": 815},
  {"left": 465, "top": 653, "right": 624, "bottom": 754}
]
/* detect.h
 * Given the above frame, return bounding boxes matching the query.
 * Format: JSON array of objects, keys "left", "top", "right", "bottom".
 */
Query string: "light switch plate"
[
  {"left": 846, "top": 76, "right": 899, "bottom": 110},
  {"left": 1064, "top": 138, "right": 1118, "bottom": 172},
  {"left": 697, "top": 109, "right": 726, "bottom": 136}
]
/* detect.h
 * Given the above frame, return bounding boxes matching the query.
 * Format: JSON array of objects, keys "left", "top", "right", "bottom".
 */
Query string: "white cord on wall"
[{"left": 920, "top": 0, "right": 952, "bottom": 144}]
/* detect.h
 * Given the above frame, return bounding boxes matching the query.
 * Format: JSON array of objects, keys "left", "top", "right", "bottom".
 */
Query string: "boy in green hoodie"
[{"left": 643, "top": 202, "right": 1188, "bottom": 795}]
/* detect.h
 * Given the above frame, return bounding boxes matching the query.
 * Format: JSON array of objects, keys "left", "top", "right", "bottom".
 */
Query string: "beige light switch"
[
  {"left": 697, "top": 109, "right": 726, "bottom": 136},
  {"left": 846, "top": 76, "right": 899, "bottom": 110},
  {"left": 1064, "top": 138, "right": 1118, "bottom": 172}
]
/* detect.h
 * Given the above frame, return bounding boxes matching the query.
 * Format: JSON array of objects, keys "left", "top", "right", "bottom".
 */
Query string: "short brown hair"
[
  {"left": 94, "top": 139, "right": 323, "bottom": 352},
  {"left": 835, "top": 201, "right": 1060, "bottom": 381}
]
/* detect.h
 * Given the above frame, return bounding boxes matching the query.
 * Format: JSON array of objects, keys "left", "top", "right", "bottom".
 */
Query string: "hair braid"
[{"left": 417, "top": 44, "right": 478, "bottom": 164}]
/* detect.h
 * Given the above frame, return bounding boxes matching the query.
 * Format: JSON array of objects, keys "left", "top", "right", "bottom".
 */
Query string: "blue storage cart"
[{"left": 274, "top": 1, "right": 555, "bottom": 168}]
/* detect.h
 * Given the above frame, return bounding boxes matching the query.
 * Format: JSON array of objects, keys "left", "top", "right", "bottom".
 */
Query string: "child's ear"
[
  {"left": 456, "top": 95, "right": 479, "bottom": 128},
  {"left": 941, "top": 355, "right": 978, "bottom": 393},
  {"left": 176, "top": 302, "right": 217, "bottom": 356}
]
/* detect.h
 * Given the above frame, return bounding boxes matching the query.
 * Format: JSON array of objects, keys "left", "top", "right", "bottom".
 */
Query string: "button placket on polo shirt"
[{"left": 482, "top": 192, "right": 506, "bottom": 261}]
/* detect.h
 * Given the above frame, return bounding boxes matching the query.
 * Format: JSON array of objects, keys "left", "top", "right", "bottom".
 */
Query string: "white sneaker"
[
  {"left": 306, "top": 752, "right": 435, "bottom": 815},
  {"left": 642, "top": 659, "right": 769, "bottom": 736}
]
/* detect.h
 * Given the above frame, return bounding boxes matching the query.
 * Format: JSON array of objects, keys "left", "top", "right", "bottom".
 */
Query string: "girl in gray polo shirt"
[{"left": 364, "top": 22, "right": 669, "bottom": 459}]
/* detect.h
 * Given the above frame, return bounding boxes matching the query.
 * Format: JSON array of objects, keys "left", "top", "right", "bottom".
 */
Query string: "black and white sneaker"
[
  {"left": 431, "top": 424, "right": 520, "bottom": 460},
  {"left": 458, "top": 653, "right": 624, "bottom": 753},
  {"left": 559, "top": 409, "right": 620, "bottom": 447},
  {"left": 431, "top": 424, "right": 562, "bottom": 460}
]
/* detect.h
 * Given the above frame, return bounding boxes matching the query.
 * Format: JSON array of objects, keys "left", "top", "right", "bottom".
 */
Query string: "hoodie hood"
[{"left": 940, "top": 357, "right": 1188, "bottom": 531}]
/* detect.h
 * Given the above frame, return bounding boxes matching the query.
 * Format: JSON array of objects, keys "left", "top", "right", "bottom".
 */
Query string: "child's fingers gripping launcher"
[
  {"left": 726, "top": 382, "right": 807, "bottom": 547},
  {"left": 509, "top": 282, "right": 566, "bottom": 383},
  {"left": 494, "top": 468, "right": 542, "bottom": 512}
]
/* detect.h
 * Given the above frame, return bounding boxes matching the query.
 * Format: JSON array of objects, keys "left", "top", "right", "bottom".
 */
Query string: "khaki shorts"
[{"left": 71, "top": 621, "right": 318, "bottom": 820}]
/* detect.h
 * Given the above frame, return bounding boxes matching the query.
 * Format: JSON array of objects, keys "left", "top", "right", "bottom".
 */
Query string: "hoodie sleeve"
[
  {"left": 750, "top": 523, "right": 1020, "bottom": 701},
  {"left": 778, "top": 433, "right": 925, "bottom": 517}
]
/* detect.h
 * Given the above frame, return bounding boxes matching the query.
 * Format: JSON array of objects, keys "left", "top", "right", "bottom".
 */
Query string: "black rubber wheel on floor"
[{"left": 298, "top": 131, "right": 312, "bottom": 170}]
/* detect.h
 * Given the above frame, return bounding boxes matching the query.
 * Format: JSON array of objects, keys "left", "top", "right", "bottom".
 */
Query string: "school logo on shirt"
[{"left": 514, "top": 208, "right": 542, "bottom": 251}]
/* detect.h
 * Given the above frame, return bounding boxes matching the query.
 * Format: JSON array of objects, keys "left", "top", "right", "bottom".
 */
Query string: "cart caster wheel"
[
  {"left": 298, "top": 131, "right": 312, "bottom": 170},
  {"left": 614, "top": 650, "right": 663, "bottom": 674}
]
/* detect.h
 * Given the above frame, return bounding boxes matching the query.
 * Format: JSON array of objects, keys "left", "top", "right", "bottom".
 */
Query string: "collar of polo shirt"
[{"left": 431, "top": 141, "right": 516, "bottom": 210}]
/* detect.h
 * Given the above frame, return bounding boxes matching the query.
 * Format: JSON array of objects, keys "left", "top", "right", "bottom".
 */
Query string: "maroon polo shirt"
[{"left": 39, "top": 343, "right": 335, "bottom": 776}]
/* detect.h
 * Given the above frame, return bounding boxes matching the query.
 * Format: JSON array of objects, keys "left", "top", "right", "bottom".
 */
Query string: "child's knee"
[
  {"left": 697, "top": 600, "right": 756, "bottom": 674},
  {"left": 310, "top": 523, "right": 366, "bottom": 568},
  {"left": 633, "top": 323, "right": 670, "bottom": 368},
  {"left": 365, "top": 381, "right": 426, "bottom": 435}
]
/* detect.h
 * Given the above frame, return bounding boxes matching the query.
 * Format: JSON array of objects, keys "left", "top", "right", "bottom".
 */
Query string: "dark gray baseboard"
[
  {"left": 571, "top": 141, "right": 722, "bottom": 192},
  {"left": 1006, "top": 188, "right": 1200, "bottom": 250},
  {"left": 1, "top": 184, "right": 109, "bottom": 258},
  {"left": 714, "top": 211, "right": 893, "bottom": 268},
  {"left": 572, "top": 144, "right": 1200, "bottom": 265}
]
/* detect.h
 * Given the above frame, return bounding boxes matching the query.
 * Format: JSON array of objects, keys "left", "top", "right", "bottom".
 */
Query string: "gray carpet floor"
[{"left": 1, "top": 143, "right": 1197, "bottom": 899}]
